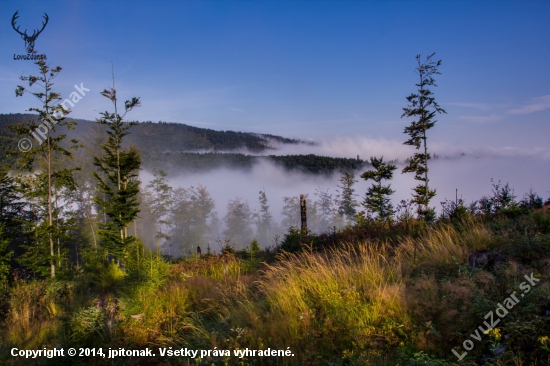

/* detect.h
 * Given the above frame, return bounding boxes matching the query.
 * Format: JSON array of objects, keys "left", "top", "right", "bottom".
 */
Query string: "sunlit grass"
[{"left": 2, "top": 218, "right": 549, "bottom": 365}]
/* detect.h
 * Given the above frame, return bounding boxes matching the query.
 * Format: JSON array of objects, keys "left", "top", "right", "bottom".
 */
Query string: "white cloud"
[
  {"left": 445, "top": 102, "right": 507, "bottom": 111},
  {"left": 458, "top": 114, "right": 503, "bottom": 123},
  {"left": 508, "top": 95, "right": 550, "bottom": 115}
]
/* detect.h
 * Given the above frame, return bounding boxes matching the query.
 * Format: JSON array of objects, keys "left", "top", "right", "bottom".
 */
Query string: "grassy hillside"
[{"left": 1, "top": 195, "right": 549, "bottom": 365}]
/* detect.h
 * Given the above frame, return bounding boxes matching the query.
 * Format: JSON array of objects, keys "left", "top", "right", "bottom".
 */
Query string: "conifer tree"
[
  {"left": 93, "top": 73, "right": 141, "bottom": 262},
  {"left": 0, "top": 166, "right": 26, "bottom": 239},
  {"left": 169, "top": 185, "right": 214, "bottom": 257},
  {"left": 255, "top": 190, "right": 273, "bottom": 247},
  {"left": 0, "top": 224, "right": 12, "bottom": 287},
  {"left": 401, "top": 53, "right": 446, "bottom": 223},
  {"left": 281, "top": 196, "right": 300, "bottom": 229},
  {"left": 361, "top": 156, "right": 397, "bottom": 222},
  {"left": 315, "top": 188, "right": 334, "bottom": 229},
  {"left": 145, "top": 169, "right": 173, "bottom": 254},
  {"left": 224, "top": 198, "right": 253, "bottom": 248},
  {"left": 7, "top": 61, "right": 80, "bottom": 277},
  {"left": 0, "top": 166, "right": 20, "bottom": 285},
  {"left": 337, "top": 171, "right": 358, "bottom": 224}
]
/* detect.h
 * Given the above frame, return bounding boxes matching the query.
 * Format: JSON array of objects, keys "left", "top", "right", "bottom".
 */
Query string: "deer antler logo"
[{"left": 12, "top": 11, "right": 49, "bottom": 54}]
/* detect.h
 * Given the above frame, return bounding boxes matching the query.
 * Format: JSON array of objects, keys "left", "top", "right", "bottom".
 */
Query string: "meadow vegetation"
[{"left": 1, "top": 188, "right": 550, "bottom": 365}]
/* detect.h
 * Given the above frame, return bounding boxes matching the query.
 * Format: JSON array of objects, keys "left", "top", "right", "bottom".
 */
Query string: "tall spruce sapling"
[
  {"left": 7, "top": 61, "right": 80, "bottom": 277},
  {"left": 93, "top": 71, "right": 141, "bottom": 262},
  {"left": 401, "top": 53, "right": 446, "bottom": 223},
  {"left": 361, "top": 156, "right": 397, "bottom": 222}
]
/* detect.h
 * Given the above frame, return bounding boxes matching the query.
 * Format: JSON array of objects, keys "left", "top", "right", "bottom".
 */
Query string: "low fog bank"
[
  {"left": 182, "top": 135, "right": 550, "bottom": 163},
  {"left": 139, "top": 154, "right": 549, "bottom": 253}
]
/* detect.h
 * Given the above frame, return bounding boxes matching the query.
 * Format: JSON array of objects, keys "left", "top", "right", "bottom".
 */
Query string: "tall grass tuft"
[
  {"left": 222, "top": 242, "right": 411, "bottom": 363},
  {"left": 396, "top": 220, "right": 490, "bottom": 276}
]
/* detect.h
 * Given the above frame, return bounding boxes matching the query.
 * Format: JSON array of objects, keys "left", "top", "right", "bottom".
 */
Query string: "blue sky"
[{"left": 1, "top": 0, "right": 549, "bottom": 152}]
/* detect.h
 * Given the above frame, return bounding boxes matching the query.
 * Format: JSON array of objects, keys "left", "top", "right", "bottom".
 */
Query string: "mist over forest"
[
  {"left": 2, "top": 112, "right": 548, "bottom": 258},
  {"left": 1, "top": 1, "right": 550, "bottom": 364},
  {"left": 136, "top": 147, "right": 550, "bottom": 255}
]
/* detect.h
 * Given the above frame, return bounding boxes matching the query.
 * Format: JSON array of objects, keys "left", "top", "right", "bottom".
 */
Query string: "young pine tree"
[
  {"left": 361, "top": 156, "right": 397, "bottom": 222},
  {"left": 7, "top": 61, "right": 80, "bottom": 277},
  {"left": 401, "top": 53, "right": 446, "bottom": 223},
  {"left": 93, "top": 76, "right": 141, "bottom": 262}
]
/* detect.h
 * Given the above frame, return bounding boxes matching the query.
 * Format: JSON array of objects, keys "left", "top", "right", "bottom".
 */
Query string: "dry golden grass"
[
  {"left": 5, "top": 220, "right": 543, "bottom": 365},
  {"left": 3, "top": 279, "right": 59, "bottom": 349},
  {"left": 214, "top": 220, "right": 497, "bottom": 363},
  {"left": 220, "top": 242, "right": 410, "bottom": 360}
]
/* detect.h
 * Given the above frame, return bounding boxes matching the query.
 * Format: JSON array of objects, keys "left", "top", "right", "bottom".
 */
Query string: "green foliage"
[
  {"left": 221, "top": 241, "right": 236, "bottom": 255},
  {"left": 0, "top": 164, "right": 27, "bottom": 244},
  {"left": 280, "top": 227, "right": 303, "bottom": 252},
  {"left": 254, "top": 190, "right": 274, "bottom": 247},
  {"left": 144, "top": 169, "right": 173, "bottom": 253},
  {"left": 0, "top": 225, "right": 13, "bottom": 287},
  {"left": 93, "top": 80, "right": 141, "bottom": 261},
  {"left": 2, "top": 114, "right": 371, "bottom": 176},
  {"left": 440, "top": 197, "right": 470, "bottom": 224},
  {"left": 361, "top": 156, "right": 397, "bottom": 222},
  {"left": 249, "top": 238, "right": 261, "bottom": 255},
  {"left": 402, "top": 53, "right": 446, "bottom": 224},
  {"left": 6, "top": 62, "right": 80, "bottom": 278},
  {"left": 224, "top": 197, "right": 253, "bottom": 248},
  {"left": 169, "top": 184, "right": 215, "bottom": 257},
  {"left": 270, "top": 153, "right": 366, "bottom": 174},
  {"left": 337, "top": 171, "right": 358, "bottom": 223},
  {"left": 0, "top": 131, "right": 18, "bottom": 168},
  {"left": 69, "top": 304, "right": 105, "bottom": 346},
  {"left": 94, "top": 263, "right": 128, "bottom": 291},
  {"left": 400, "top": 351, "right": 449, "bottom": 366},
  {"left": 125, "top": 120, "right": 299, "bottom": 152}
]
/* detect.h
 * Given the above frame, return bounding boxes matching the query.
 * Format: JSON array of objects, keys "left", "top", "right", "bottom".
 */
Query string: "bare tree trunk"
[
  {"left": 48, "top": 128, "right": 54, "bottom": 277},
  {"left": 90, "top": 221, "right": 97, "bottom": 251},
  {"left": 300, "top": 194, "right": 307, "bottom": 234}
]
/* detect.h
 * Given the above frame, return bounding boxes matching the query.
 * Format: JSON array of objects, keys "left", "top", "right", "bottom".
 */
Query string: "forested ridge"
[
  {"left": 1, "top": 113, "right": 366, "bottom": 174},
  {"left": 0, "top": 113, "right": 300, "bottom": 153}
]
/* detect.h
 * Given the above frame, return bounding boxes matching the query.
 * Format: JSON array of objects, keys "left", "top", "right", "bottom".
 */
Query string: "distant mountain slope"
[
  {"left": 0, "top": 114, "right": 300, "bottom": 154},
  {"left": 0, "top": 114, "right": 367, "bottom": 174},
  {"left": 128, "top": 121, "right": 301, "bottom": 152}
]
